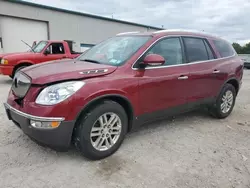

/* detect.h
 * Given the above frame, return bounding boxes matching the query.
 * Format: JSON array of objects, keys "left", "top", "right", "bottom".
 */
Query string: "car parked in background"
[
  {"left": 4, "top": 30, "right": 244, "bottom": 160},
  {"left": 245, "top": 62, "right": 250, "bottom": 69},
  {"left": 238, "top": 54, "right": 250, "bottom": 69},
  {"left": 0, "top": 40, "right": 82, "bottom": 78}
]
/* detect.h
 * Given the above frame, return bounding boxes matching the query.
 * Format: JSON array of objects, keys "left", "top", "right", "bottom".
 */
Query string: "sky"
[{"left": 25, "top": 0, "right": 250, "bottom": 45}]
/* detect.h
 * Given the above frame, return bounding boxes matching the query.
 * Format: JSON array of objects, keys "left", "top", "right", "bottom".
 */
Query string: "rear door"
[
  {"left": 182, "top": 37, "right": 218, "bottom": 104},
  {"left": 210, "top": 39, "right": 237, "bottom": 96},
  {"left": 136, "top": 37, "right": 190, "bottom": 119},
  {"left": 41, "top": 42, "right": 67, "bottom": 63}
]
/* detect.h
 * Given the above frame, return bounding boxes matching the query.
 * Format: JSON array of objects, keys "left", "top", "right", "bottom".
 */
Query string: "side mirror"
[
  {"left": 44, "top": 49, "right": 50, "bottom": 55},
  {"left": 142, "top": 54, "right": 165, "bottom": 67}
]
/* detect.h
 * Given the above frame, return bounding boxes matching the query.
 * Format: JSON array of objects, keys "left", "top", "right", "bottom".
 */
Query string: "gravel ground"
[{"left": 0, "top": 70, "right": 250, "bottom": 188}]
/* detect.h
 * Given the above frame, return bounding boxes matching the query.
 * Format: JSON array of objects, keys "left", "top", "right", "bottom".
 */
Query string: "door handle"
[
  {"left": 178, "top": 75, "right": 188, "bottom": 80},
  {"left": 213, "top": 70, "right": 220, "bottom": 73}
]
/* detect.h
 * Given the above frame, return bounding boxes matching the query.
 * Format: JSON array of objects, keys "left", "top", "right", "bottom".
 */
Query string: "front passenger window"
[{"left": 146, "top": 37, "right": 183, "bottom": 66}]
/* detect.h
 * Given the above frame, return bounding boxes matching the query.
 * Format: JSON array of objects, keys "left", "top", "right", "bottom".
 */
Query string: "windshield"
[
  {"left": 31, "top": 41, "right": 48, "bottom": 53},
  {"left": 77, "top": 36, "right": 152, "bottom": 66}
]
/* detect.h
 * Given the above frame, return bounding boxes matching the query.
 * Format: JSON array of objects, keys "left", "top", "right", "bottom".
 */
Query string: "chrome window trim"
[
  {"left": 131, "top": 35, "right": 236, "bottom": 70},
  {"left": 4, "top": 103, "right": 65, "bottom": 122}
]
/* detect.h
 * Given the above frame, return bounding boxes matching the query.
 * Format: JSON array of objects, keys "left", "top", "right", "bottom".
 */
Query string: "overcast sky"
[{"left": 26, "top": 0, "right": 250, "bottom": 45}]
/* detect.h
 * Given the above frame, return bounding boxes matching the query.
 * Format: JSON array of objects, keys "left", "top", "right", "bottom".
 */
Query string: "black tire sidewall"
[
  {"left": 76, "top": 100, "right": 128, "bottom": 160},
  {"left": 215, "top": 83, "right": 236, "bottom": 118},
  {"left": 14, "top": 66, "right": 27, "bottom": 77}
]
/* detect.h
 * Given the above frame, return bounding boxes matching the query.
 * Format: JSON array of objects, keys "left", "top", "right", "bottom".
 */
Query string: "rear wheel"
[
  {"left": 74, "top": 100, "right": 128, "bottom": 160},
  {"left": 209, "top": 83, "right": 236, "bottom": 119}
]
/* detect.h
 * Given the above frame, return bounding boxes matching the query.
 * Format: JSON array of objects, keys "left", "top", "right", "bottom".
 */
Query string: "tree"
[
  {"left": 232, "top": 42, "right": 250, "bottom": 54},
  {"left": 232, "top": 42, "right": 242, "bottom": 54},
  {"left": 242, "top": 42, "right": 250, "bottom": 54}
]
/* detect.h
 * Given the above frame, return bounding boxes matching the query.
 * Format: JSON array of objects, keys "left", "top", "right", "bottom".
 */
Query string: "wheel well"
[
  {"left": 227, "top": 79, "right": 239, "bottom": 95},
  {"left": 75, "top": 96, "right": 134, "bottom": 133},
  {"left": 12, "top": 62, "right": 32, "bottom": 76}
]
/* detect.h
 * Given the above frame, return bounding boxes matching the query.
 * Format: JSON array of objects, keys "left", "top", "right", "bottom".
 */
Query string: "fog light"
[
  {"left": 51, "top": 121, "right": 60, "bottom": 128},
  {"left": 30, "top": 120, "right": 61, "bottom": 129}
]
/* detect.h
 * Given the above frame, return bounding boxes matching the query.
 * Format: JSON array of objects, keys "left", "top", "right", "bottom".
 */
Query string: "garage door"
[{"left": 0, "top": 16, "right": 48, "bottom": 53}]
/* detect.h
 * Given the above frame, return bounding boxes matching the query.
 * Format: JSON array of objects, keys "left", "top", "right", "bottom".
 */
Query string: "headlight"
[
  {"left": 1, "top": 58, "right": 8, "bottom": 65},
  {"left": 35, "top": 81, "right": 85, "bottom": 105}
]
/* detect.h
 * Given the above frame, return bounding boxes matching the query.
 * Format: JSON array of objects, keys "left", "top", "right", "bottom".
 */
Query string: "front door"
[{"left": 136, "top": 37, "right": 190, "bottom": 119}]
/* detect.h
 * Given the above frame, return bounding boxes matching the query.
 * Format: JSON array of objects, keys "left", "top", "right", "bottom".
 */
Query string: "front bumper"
[
  {"left": 4, "top": 102, "right": 75, "bottom": 151},
  {"left": 0, "top": 65, "right": 14, "bottom": 76}
]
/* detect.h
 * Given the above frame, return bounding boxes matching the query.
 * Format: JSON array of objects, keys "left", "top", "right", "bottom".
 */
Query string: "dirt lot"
[{"left": 0, "top": 70, "right": 250, "bottom": 188}]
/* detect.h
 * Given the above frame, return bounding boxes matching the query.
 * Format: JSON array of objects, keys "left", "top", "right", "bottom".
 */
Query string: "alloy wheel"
[
  {"left": 90, "top": 112, "right": 122, "bottom": 151},
  {"left": 220, "top": 90, "right": 234, "bottom": 113}
]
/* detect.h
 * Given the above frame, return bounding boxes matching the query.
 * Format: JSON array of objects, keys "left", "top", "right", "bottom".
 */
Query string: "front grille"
[{"left": 11, "top": 72, "right": 31, "bottom": 98}]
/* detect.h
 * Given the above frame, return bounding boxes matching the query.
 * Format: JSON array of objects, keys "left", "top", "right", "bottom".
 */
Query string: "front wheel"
[
  {"left": 74, "top": 100, "right": 128, "bottom": 160},
  {"left": 209, "top": 83, "right": 236, "bottom": 119},
  {"left": 11, "top": 66, "right": 28, "bottom": 79}
]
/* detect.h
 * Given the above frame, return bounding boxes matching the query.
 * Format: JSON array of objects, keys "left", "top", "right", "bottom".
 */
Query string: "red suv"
[{"left": 4, "top": 30, "right": 244, "bottom": 160}]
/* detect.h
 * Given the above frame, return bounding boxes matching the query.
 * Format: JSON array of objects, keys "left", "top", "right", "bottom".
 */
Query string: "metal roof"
[{"left": 7, "top": 0, "right": 163, "bottom": 30}]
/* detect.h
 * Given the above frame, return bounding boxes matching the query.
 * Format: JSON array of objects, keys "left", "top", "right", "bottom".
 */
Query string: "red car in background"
[
  {"left": 0, "top": 40, "right": 82, "bottom": 78},
  {"left": 4, "top": 30, "right": 244, "bottom": 160}
]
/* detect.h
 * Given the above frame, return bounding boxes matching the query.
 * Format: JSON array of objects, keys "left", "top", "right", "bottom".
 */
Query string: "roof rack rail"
[
  {"left": 153, "top": 29, "right": 220, "bottom": 37},
  {"left": 116, "top": 31, "right": 140, "bottom": 36},
  {"left": 153, "top": 29, "right": 206, "bottom": 34}
]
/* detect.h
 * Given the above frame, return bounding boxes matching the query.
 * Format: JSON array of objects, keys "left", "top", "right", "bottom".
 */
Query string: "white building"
[{"left": 0, "top": 0, "right": 162, "bottom": 53}]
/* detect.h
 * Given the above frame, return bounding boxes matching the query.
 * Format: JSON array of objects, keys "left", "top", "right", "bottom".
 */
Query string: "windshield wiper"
[{"left": 81, "top": 59, "right": 101, "bottom": 64}]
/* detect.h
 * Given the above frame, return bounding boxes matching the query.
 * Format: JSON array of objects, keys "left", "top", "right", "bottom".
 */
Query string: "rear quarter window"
[{"left": 213, "top": 39, "right": 235, "bottom": 58}]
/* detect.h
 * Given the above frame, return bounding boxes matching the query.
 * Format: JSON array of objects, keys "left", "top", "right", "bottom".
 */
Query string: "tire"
[
  {"left": 74, "top": 100, "right": 128, "bottom": 160},
  {"left": 209, "top": 83, "right": 236, "bottom": 119}
]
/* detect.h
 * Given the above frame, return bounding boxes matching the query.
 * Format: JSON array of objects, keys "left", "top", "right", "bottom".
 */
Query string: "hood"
[
  {"left": 0, "top": 52, "right": 22, "bottom": 58},
  {"left": 22, "top": 59, "right": 118, "bottom": 85},
  {"left": 0, "top": 52, "right": 36, "bottom": 59}
]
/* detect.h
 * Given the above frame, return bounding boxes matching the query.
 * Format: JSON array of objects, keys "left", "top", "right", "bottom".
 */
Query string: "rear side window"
[
  {"left": 183, "top": 37, "right": 209, "bottom": 62},
  {"left": 213, "top": 40, "right": 235, "bottom": 58}
]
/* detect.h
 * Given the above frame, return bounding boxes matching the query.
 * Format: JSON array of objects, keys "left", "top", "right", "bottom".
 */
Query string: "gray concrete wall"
[{"left": 0, "top": 1, "right": 159, "bottom": 45}]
